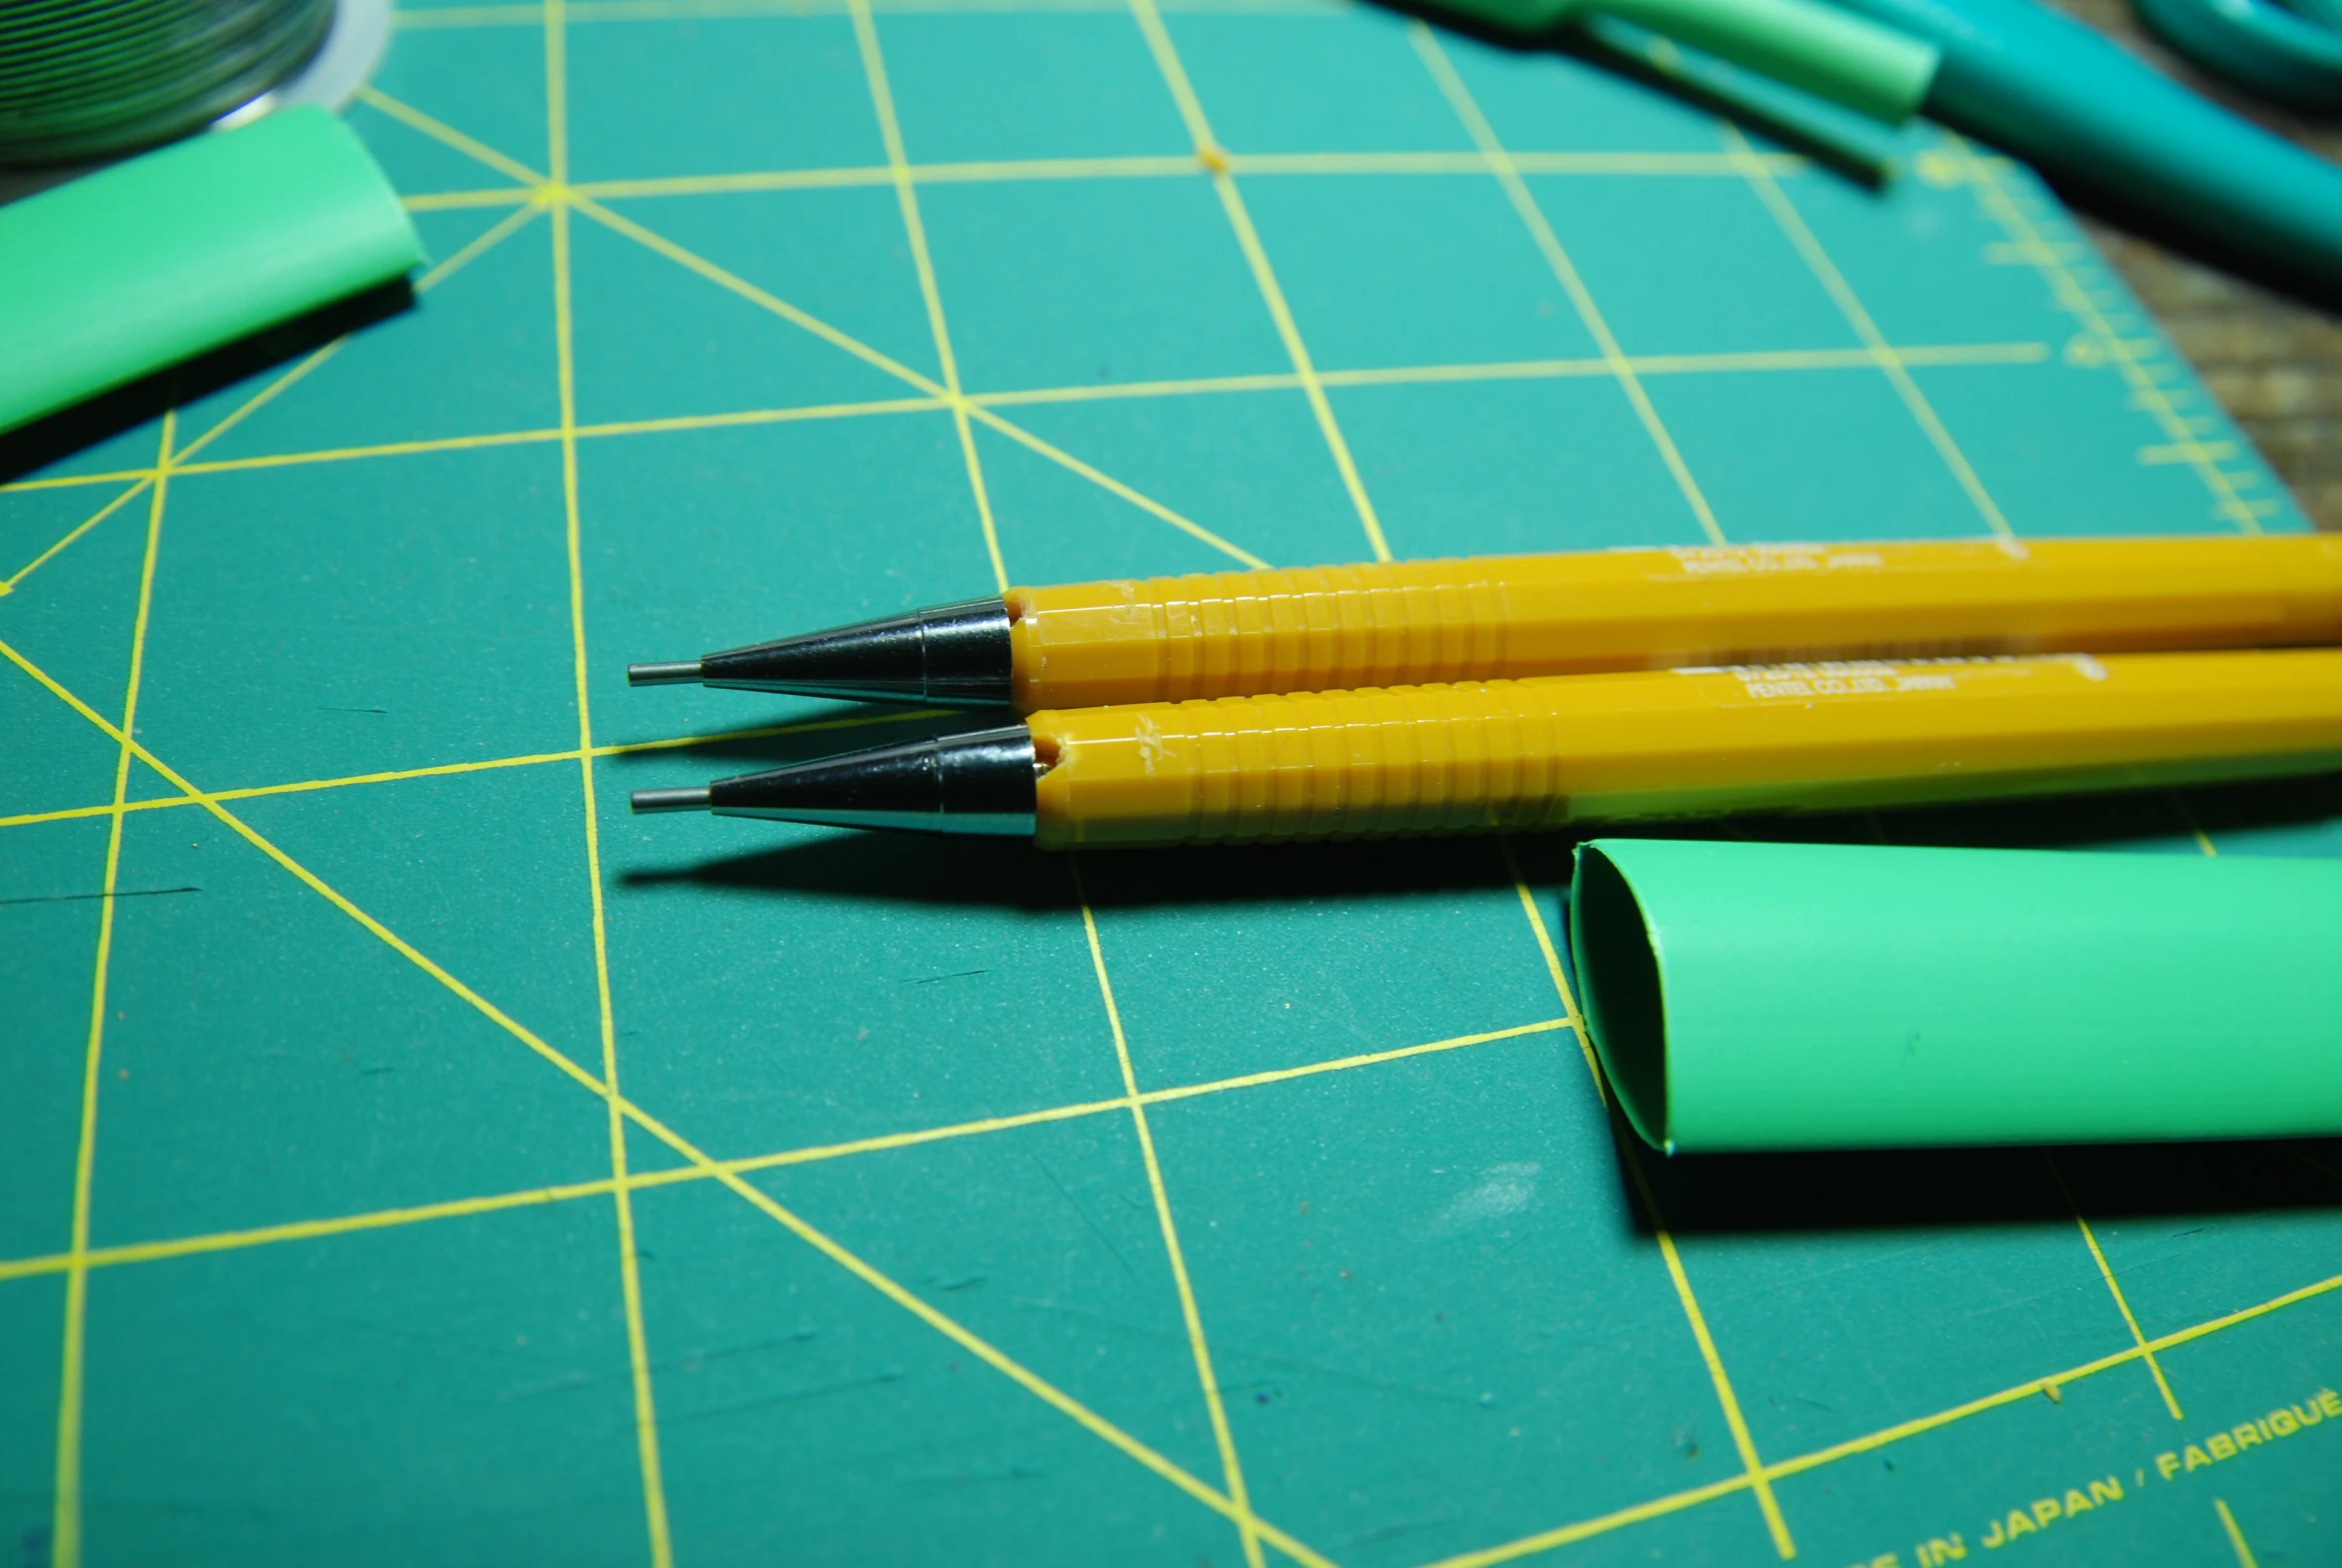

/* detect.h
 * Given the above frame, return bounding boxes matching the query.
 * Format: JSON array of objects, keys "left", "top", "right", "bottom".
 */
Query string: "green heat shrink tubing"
[
  {"left": 1570, "top": 838, "right": 2342, "bottom": 1154},
  {"left": 0, "top": 105, "right": 422, "bottom": 436}
]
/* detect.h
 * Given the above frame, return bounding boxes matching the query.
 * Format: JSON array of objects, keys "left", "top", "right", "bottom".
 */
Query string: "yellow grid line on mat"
[
  {"left": 361, "top": 72, "right": 1280, "bottom": 570},
  {"left": 1409, "top": 24, "right": 1728, "bottom": 545},
  {"left": 621, "top": 1117, "right": 1344, "bottom": 1568},
  {"left": 0, "top": 1020, "right": 1571, "bottom": 1285},
  {"left": 1129, "top": 0, "right": 1392, "bottom": 560},
  {"left": 542, "top": 0, "right": 678, "bottom": 1556},
  {"left": 2170, "top": 791, "right": 2223, "bottom": 857},
  {"left": 1722, "top": 123, "right": 2015, "bottom": 541},
  {"left": 0, "top": 639, "right": 614, "bottom": 1097},
  {"left": 355, "top": 81, "right": 1277, "bottom": 568},
  {"left": 1437, "top": 1255, "right": 2342, "bottom": 1568},
  {"left": 46, "top": 413, "right": 172, "bottom": 1568},
  {"left": 1949, "top": 136, "right": 2268, "bottom": 532},
  {"left": 568, "top": 192, "right": 1272, "bottom": 567},
  {"left": 0, "top": 344, "right": 2045, "bottom": 534},
  {"left": 1494, "top": 838, "right": 1797, "bottom": 1560},
  {"left": 0, "top": 712, "right": 948, "bottom": 833},
  {"left": 391, "top": 148, "right": 1811, "bottom": 212},
  {"left": 1, "top": 480, "right": 152, "bottom": 598},
  {"left": 1078, "top": 864, "right": 1270, "bottom": 1568},
  {"left": 1, "top": 202, "right": 539, "bottom": 597},
  {"left": 846, "top": 0, "right": 1013, "bottom": 587},
  {"left": 179, "top": 201, "right": 549, "bottom": 473},
  {"left": 11, "top": 1089, "right": 2342, "bottom": 1568},
  {"left": 0, "top": 630, "right": 1339, "bottom": 1568},
  {"left": 2216, "top": 1499, "right": 2261, "bottom": 1567},
  {"left": 1, "top": 336, "right": 2038, "bottom": 493},
  {"left": 2, "top": 15, "right": 2311, "bottom": 1562},
  {"left": 2044, "top": 1153, "right": 2187, "bottom": 1422},
  {"left": 361, "top": 84, "right": 549, "bottom": 185},
  {"left": 0, "top": 1178, "right": 628, "bottom": 1281},
  {"left": 8, "top": 663, "right": 2342, "bottom": 1568}
]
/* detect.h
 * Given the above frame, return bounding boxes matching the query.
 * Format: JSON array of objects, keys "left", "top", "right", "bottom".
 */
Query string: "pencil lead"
[
  {"left": 627, "top": 598, "right": 1014, "bottom": 705},
  {"left": 630, "top": 787, "right": 712, "bottom": 814}
]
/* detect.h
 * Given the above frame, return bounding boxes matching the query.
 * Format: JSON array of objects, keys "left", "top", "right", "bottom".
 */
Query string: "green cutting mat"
[{"left": 6, "top": 1, "right": 2342, "bottom": 1563}]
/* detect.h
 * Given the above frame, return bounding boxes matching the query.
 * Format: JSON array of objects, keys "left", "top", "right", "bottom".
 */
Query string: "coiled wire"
[{"left": 0, "top": 0, "right": 336, "bottom": 165}]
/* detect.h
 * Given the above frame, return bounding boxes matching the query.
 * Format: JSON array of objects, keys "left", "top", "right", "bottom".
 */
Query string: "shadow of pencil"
[
  {"left": 619, "top": 831, "right": 1069, "bottom": 910},
  {"left": 617, "top": 770, "right": 2341, "bottom": 914},
  {"left": 617, "top": 828, "right": 1523, "bottom": 911},
  {"left": 0, "top": 277, "right": 415, "bottom": 483},
  {"left": 601, "top": 706, "right": 1014, "bottom": 771},
  {"left": 616, "top": 766, "right": 2342, "bottom": 1229}
]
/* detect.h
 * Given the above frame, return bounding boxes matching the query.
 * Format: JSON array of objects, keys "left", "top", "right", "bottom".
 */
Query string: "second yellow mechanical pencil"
[
  {"left": 631, "top": 647, "right": 2342, "bottom": 847},
  {"left": 628, "top": 534, "right": 2342, "bottom": 711}
]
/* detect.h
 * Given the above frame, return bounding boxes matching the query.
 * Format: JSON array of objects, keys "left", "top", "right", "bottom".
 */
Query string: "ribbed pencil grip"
[
  {"left": 1037, "top": 684, "right": 1578, "bottom": 847},
  {"left": 1009, "top": 562, "right": 1511, "bottom": 711},
  {"left": 1003, "top": 539, "right": 2342, "bottom": 713},
  {"left": 1029, "top": 649, "right": 2342, "bottom": 848}
]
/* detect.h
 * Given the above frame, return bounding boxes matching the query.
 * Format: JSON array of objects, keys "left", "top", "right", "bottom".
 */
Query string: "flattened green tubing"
[
  {"left": 1595, "top": 0, "right": 1938, "bottom": 118},
  {"left": 1431, "top": 0, "right": 1939, "bottom": 121},
  {"left": 0, "top": 106, "right": 421, "bottom": 436},
  {"left": 1569, "top": 839, "right": 2342, "bottom": 1155},
  {"left": 1579, "top": 15, "right": 1905, "bottom": 180}
]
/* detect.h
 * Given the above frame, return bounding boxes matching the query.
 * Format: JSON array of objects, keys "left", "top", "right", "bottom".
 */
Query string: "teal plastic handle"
[
  {"left": 1570, "top": 839, "right": 2342, "bottom": 1154},
  {"left": 2136, "top": 0, "right": 2342, "bottom": 112},
  {"left": 0, "top": 106, "right": 422, "bottom": 436},
  {"left": 1434, "top": 0, "right": 1942, "bottom": 121},
  {"left": 1825, "top": 0, "right": 2342, "bottom": 290}
]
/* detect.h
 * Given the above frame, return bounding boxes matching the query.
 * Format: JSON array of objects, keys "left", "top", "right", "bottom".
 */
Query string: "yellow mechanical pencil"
[
  {"left": 627, "top": 534, "right": 2342, "bottom": 712},
  {"left": 631, "top": 646, "right": 2342, "bottom": 848}
]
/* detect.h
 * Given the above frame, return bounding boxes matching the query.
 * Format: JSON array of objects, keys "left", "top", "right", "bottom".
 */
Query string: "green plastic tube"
[
  {"left": 1433, "top": 0, "right": 1940, "bottom": 122},
  {"left": 1578, "top": 15, "right": 1906, "bottom": 182},
  {"left": 1569, "top": 838, "right": 2342, "bottom": 1154},
  {"left": 0, "top": 105, "right": 421, "bottom": 436}
]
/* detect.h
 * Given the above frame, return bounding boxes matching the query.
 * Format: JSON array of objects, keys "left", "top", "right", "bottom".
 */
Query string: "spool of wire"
[{"left": 0, "top": 0, "right": 339, "bottom": 166}]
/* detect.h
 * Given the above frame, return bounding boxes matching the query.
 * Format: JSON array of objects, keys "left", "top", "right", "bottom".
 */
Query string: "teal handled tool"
[
  {"left": 2135, "top": 0, "right": 2342, "bottom": 111},
  {"left": 1571, "top": 839, "right": 2342, "bottom": 1153},
  {"left": 1833, "top": 0, "right": 2342, "bottom": 292},
  {"left": 1436, "top": 0, "right": 2342, "bottom": 291},
  {"left": 0, "top": 105, "right": 420, "bottom": 436}
]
